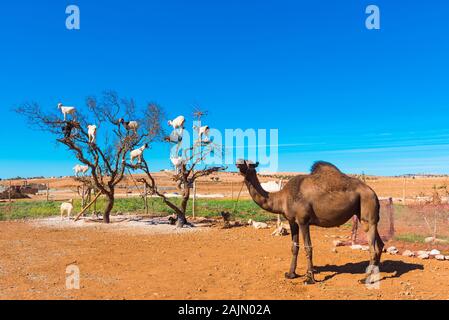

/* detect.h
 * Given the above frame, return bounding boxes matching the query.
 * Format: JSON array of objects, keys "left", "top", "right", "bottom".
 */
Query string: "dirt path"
[{"left": 0, "top": 220, "right": 447, "bottom": 300}]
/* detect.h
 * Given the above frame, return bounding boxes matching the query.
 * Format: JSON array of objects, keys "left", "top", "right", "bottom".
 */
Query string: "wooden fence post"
[{"left": 143, "top": 182, "right": 148, "bottom": 215}]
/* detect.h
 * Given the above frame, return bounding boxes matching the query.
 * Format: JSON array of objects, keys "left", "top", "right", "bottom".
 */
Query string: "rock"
[
  {"left": 435, "top": 254, "right": 445, "bottom": 261},
  {"left": 429, "top": 249, "right": 441, "bottom": 256},
  {"left": 387, "top": 246, "right": 399, "bottom": 255},
  {"left": 402, "top": 250, "right": 415, "bottom": 257},
  {"left": 418, "top": 253, "right": 429, "bottom": 260},
  {"left": 361, "top": 245, "right": 370, "bottom": 251},
  {"left": 333, "top": 240, "right": 344, "bottom": 247},
  {"left": 445, "top": 256, "right": 449, "bottom": 260},
  {"left": 351, "top": 244, "right": 363, "bottom": 250},
  {"left": 417, "top": 250, "right": 429, "bottom": 256}
]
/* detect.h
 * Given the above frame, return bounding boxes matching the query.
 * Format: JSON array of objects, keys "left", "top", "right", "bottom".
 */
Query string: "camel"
[{"left": 236, "top": 159, "right": 384, "bottom": 284}]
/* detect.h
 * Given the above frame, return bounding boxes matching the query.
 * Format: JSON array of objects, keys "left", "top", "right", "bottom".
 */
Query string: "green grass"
[
  {"left": 0, "top": 197, "right": 275, "bottom": 222},
  {"left": 394, "top": 233, "right": 449, "bottom": 243},
  {"left": 394, "top": 234, "right": 427, "bottom": 243}
]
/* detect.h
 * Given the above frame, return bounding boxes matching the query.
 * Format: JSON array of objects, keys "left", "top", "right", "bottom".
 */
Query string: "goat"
[
  {"left": 60, "top": 199, "right": 74, "bottom": 220},
  {"left": 168, "top": 116, "right": 186, "bottom": 130},
  {"left": 57, "top": 103, "right": 76, "bottom": 121},
  {"left": 87, "top": 125, "right": 97, "bottom": 144},
  {"left": 130, "top": 143, "right": 149, "bottom": 164},
  {"left": 119, "top": 118, "right": 139, "bottom": 133},
  {"left": 194, "top": 125, "right": 210, "bottom": 142},
  {"left": 73, "top": 164, "right": 89, "bottom": 176},
  {"left": 248, "top": 219, "right": 269, "bottom": 229},
  {"left": 62, "top": 121, "right": 77, "bottom": 139},
  {"left": 170, "top": 156, "right": 185, "bottom": 174}
]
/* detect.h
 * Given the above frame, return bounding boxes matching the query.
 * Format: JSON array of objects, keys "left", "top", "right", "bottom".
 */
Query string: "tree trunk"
[
  {"left": 176, "top": 188, "right": 190, "bottom": 228},
  {"left": 104, "top": 193, "right": 114, "bottom": 223}
]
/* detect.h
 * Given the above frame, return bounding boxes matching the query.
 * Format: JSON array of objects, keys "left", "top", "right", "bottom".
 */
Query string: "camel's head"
[{"left": 236, "top": 159, "right": 259, "bottom": 177}]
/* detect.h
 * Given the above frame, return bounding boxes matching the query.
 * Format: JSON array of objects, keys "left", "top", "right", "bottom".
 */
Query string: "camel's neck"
[{"left": 244, "top": 172, "right": 284, "bottom": 214}]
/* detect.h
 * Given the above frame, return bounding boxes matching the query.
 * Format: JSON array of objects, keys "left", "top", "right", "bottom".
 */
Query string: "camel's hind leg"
[
  {"left": 360, "top": 193, "right": 384, "bottom": 283},
  {"left": 299, "top": 223, "right": 316, "bottom": 284}
]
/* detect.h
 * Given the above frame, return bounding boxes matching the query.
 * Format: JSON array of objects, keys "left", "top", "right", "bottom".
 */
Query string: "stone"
[
  {"left": 418, "top": 253, "right": 429, "bottom": 260},
  {"left": 435, "top": 254, "right": 445, "bottom": 261},
  {"left": 361, "top": 245, "right": 370, "bottom": 251},
  {"left": 402, "top": 250, "right": 415, "bottom": 257},
  {"left": 445, "top": 256, "right": 449, "bottom": 260},
  {"left": 417, "top": 250, "right": 429, "bottom": 256},
  {"left": 387, "top": 246, "right": 399, "bottom": 255},
  {"left": 429, "top": 249, "right": 441, "bottom": 256},
  {"left": 333, "top": 240, "right": 344, "bottom": 247},
  {"left": 351, "top": 244, "right": 363, "bottom": 250}
]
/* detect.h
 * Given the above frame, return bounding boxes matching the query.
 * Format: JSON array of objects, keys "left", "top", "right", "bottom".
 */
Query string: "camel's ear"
[{"left": 255, "top": 162, "right": 259, "bottom": 168}]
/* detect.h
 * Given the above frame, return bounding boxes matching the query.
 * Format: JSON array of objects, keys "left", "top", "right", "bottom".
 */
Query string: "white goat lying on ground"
[
  {"left": 130, "top": 144, "right": 149, "bottom": 164},
  {"left": 60, "top": 199, "right": 74, "bottom": 220},
  {"left": 168, "top": 115, "right": 185, "bottom": 130},
  {"left": 248, "top": 219, "right": 269, "bottom": 229},
  {"left": 58, "top": 103, "right": 76, "bottom": 121},
  {"left": 73, "top": 164, "right": 89, "bottom": 176},
  {"left": 87, "top": 125, "right": 97, "bottom": 144}
]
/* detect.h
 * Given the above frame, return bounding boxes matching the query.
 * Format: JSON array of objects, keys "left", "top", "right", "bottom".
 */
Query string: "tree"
[
  {"left": 15, "top": 91, "right": 164, "bottom": 223},
  {"left": 132, "top": 110, "right": 226, "bottom": 227}
]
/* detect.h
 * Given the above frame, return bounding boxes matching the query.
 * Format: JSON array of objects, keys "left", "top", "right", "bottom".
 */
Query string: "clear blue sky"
[{"left": 1, "top": 0, "right": 448, "bottom": 178}]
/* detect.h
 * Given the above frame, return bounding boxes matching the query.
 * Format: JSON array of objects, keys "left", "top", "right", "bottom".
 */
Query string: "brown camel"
[{"left": 236, "top": 159, "right": 384, "bottom": 284}]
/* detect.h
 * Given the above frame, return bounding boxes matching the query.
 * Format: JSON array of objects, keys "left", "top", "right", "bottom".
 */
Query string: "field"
[{"left": 1, "top": 172, "right": 449, "bottom": 300}]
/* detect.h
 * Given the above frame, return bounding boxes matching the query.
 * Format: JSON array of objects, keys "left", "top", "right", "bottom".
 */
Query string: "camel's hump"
[{"left": 310, "top": 161, "right": 342, "bottom": 174}]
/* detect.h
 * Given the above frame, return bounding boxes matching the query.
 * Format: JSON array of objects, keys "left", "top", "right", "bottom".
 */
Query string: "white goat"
[
  {"left": 168, "top": 116, "right": 186, "bottom": 130},
  {"left": 87, "top": 125, "right": 97, "bottom": 144},
  {"left": 119, "top": 118, "right": 139, "bottom": 132},
  {"left": 248, "top": 219, "right": 269, "bottom": 229},
  {"left": 194, "top": 125, "right": 210, "bottom": 141},
  {"left": 60, "top": 199, "right": 74, "bottom": 220},
  {"left": 57, "top": 103, "right": 76, "bottom": 121},
  {"left": 170, "top": 156, "right": 185, "bottom": 174},
  {"left": 130, "top": 144, "right": 149, "bottom": 164},
  {"left": 73, "top": 164, "right": 89, "bottom": 176}
]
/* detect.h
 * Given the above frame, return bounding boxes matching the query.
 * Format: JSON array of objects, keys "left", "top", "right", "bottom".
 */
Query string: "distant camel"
[{"left": 236, "top": 160, "right": 384, "bottom": 284}]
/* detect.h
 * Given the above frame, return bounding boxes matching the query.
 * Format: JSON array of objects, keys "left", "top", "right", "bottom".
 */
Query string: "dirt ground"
[{"left": 1, "top": 218, "right": 448, "bottom": 300}]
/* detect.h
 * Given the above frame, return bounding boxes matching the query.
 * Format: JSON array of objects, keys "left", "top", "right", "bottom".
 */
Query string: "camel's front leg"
[
  {"left": 285, "top": 221, "right": 299, "bottom": 279},
  {"left": 300, "top": 224, "right": 316, "bottom": 284},
  {"left": 351, "top": 215, "right": 359, "bottom": 245}
]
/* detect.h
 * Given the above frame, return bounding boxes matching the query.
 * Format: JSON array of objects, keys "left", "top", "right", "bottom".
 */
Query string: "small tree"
[
  {"left": 15, "top": 91, "right": 164, "bottom": 223},
  {"left": 132, "top": 111, "right": 226, "bottom": 227}
]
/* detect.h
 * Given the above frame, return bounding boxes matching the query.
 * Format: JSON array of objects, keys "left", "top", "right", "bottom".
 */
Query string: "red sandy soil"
[{"left": 0, "top": 219, "right": 448, "bottom": 300}]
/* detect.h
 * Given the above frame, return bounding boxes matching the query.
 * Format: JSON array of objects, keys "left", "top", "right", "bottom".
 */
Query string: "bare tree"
[
  {"left": 15, "top": 91, "right": 164, "bottom": 223},
  {"left": 132, "top": 111, "right": 226, "bottom": 227}
]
